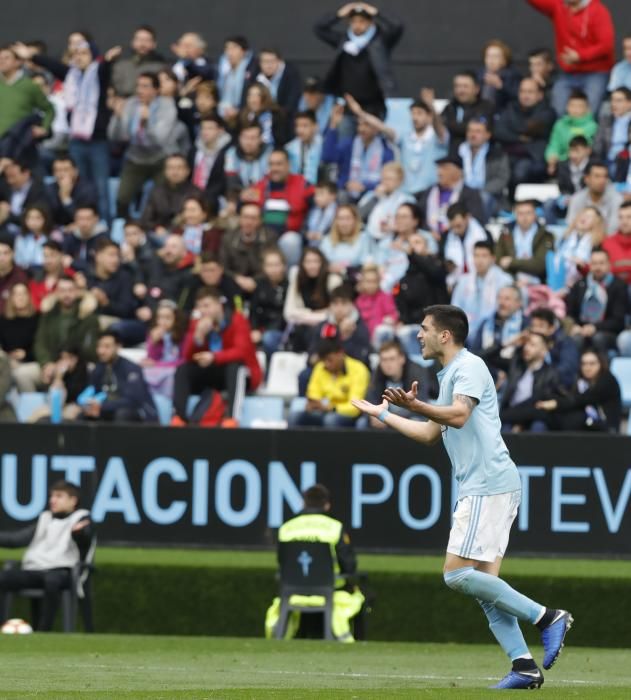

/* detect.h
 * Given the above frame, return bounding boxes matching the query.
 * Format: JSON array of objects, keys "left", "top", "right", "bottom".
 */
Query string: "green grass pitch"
[{"left": 1, "top": 634, "right": 630, "bottom": 699}]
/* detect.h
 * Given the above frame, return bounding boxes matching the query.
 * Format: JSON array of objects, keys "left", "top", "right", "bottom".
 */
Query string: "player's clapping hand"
[
  {"left": 351, "top": 398, "right": 388, "bottom": 417},
  {"left": 383, "top": 381, "right": 419, "bottom": 409}
]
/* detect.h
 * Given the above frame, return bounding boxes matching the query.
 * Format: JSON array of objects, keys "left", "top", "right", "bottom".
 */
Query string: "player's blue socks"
[
  {"left": 478, "top": 600, "right": 529, "bottom": 660},
  {"left": 444, "top": 567, "right": 544, "bottom": 623}
]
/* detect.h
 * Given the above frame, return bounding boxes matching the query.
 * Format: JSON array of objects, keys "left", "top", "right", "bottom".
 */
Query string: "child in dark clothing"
[{"left": 249, "top": 247, "right": 289, "bottom": 358}]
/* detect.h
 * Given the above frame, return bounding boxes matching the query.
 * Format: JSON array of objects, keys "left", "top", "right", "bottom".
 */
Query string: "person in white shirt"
[
  {"left": 0, "top": 480, "right": 92, "bottom": 631},
  {"left": 451, "top": 240, "right": 513, "bottom": 342}
]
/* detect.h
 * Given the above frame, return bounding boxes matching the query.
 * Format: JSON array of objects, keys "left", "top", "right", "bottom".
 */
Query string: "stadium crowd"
[{"left": 0, "top": 0, "right": 629, "bottom": 432}]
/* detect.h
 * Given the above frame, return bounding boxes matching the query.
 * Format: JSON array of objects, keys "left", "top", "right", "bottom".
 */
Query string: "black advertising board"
[{"left": 0, "top": 425, "right": 629, "bottom": 555}]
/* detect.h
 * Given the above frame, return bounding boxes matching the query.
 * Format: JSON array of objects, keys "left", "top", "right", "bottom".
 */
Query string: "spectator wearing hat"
[
  {"left": 298, "top": 77, "right": 335, "bottom": 134},
  {"left": 441, "top": 71, "right": 495, "bottom": 149},
  {"left": 0, "top": 233, "right": 28, "bottom": 316},
  {"left": 314, "top": 3, "right": 403, "bottom": 120},
  {"left": 415, "top": 155, "right": 485, "bottom": 236},
  {"left": 494, "top": 78, "right": 556, "bottom": 195}
]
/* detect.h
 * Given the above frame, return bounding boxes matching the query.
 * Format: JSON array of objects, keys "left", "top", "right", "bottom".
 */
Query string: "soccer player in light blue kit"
[{"left": 352, "top": 305, "right": 573, "bottom": 690}]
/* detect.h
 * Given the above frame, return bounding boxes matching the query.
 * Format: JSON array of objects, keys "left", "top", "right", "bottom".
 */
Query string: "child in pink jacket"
[{"left": 355, "top": 263, "right": 398, "bottom": 346}]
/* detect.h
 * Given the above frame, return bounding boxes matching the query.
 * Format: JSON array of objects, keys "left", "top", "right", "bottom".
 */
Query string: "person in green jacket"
[
  {"left": 0, "top": 46, "right": 53, "bottom": 144},
  {"left": 545, "top": 91, "right": 597, "bottom": 175},
  {"left": 33, "top": 275, "right": 99, "bottom": 387}
]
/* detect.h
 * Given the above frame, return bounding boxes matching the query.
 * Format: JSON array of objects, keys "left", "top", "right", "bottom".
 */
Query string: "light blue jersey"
[{"left": 436, "top": 349, "right": 521, "bottom": 498}]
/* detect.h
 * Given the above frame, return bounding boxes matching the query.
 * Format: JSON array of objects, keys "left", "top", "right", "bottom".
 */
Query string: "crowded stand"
[{"left": 0, "top": 0, "right": 630, "bottom": 433}]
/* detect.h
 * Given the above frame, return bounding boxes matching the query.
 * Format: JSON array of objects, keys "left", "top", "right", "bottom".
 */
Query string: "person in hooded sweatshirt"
[{"left": 0, "top": 480, "right": 92, "bottom": 631}]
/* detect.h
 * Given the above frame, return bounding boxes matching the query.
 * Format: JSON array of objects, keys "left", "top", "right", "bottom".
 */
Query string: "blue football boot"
[
  {"left": 541, "top": 609, "right": 574, "bottom": 670},
  {"left": 491, "top": 667, "right": 544, "bottom": 690}
]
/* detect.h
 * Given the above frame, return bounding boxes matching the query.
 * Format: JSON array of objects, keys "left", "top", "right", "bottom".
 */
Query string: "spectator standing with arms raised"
[{"left": 314, "top": 3, "right": 403, "bottom": 124}]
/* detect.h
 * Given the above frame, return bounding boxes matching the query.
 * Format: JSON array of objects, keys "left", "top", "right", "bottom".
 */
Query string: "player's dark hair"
[
  {"left": 49, "top": 479, "right": 81, "bottom": 507},
  {"left": 422, "top": 305, "right": 469, "bottom": 346},
  {"left": 529, "top": 307, "right": 557, "bottom": 327},
  {"left": 303, "top": 484, "right": 330, "bottom": 509}
]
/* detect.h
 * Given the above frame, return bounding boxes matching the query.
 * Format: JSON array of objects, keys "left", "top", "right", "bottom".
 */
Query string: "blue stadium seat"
[
  {"left": 289, "top": 397, "right": 307, "bottom": 414},
  {"left": 13, "top": 392, "right": 47, "bottom": 423},
  {"left": 152, "top": 393, "right": 173, "bottom": 426},
  {"left": 611, "top": 358, "right": 631, "bottom": 408},
  {"left": 239, "top": 396, "right": 284, "bottom": 427}
]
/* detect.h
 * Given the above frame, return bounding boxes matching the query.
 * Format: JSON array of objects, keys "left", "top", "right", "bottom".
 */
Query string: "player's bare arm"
[
  {"left": 385, "top": 382, "right": 478, "bottom": 429},
  {"left": 351, "top": 398, "right": 442, "bottom": 445}
]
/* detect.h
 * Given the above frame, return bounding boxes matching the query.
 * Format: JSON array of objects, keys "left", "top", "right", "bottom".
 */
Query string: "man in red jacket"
[
  {"left": 172, "top": 286, "right": 262, "bottom": 425},
  {"left": 527, "top": 0, "right": 615, "bottom": 117},
  {"left": 603, "top": 201, "right": 631, "bottom": 283},
  {"left": 247, "top": 149, "right": 314, "bottom": 266}
]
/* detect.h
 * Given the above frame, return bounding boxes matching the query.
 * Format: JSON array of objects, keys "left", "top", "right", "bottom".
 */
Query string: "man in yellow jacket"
[
  {"left": 265, "top": 484, "right": 365, "bottom": 642},
  {"left": 289, "top": 337, "right": 370, "bottom": 428}
]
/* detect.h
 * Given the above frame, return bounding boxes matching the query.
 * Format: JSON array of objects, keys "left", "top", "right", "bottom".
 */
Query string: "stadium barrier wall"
[
  {"left": 1, "top": 0, "right": 630, "bottom": 96},
  {"left": 0, "top": 425, "right": 630, "bottom": 556},
  {"left": 7, "top": 557, "right": 629, "bottom": 647}
]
